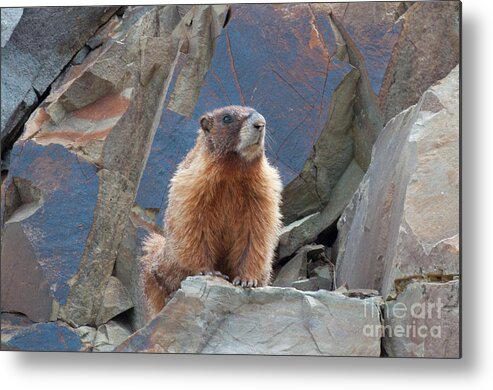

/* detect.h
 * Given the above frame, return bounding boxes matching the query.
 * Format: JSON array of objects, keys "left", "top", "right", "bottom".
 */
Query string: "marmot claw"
[{"left": 232, "top": 277, "right": 258, "bottom": 288}]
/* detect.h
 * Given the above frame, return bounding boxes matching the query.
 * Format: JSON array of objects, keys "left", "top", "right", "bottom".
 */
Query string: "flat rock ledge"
[{"left": 116, "top": 276, "right": 383, "bottom": 356}]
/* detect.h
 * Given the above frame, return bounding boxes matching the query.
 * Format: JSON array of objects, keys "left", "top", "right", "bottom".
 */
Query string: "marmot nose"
[
  {"left": 253, "top": 122, "right": 265, "bottom": 131},
  {"left": 251, "top": 112, "right": 266, "bottom": 132}
]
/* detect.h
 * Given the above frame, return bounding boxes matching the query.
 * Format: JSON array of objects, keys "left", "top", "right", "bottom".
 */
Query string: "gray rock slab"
[{"left": 116, "top": 276, "right": 383, "bottom": 356}]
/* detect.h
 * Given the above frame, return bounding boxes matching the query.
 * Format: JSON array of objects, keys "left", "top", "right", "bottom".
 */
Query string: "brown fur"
[{"left": 141, "top": 106, "right": 283, "bottom": 317}]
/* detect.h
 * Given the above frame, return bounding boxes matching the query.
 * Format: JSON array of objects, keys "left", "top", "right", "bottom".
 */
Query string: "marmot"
[{"left": 141, "top": 106, "right": 283, "bottom": 316}]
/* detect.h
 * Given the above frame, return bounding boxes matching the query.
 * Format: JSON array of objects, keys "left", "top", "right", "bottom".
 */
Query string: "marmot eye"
[{"left": 222, "top": 114, "right": 233, "bottom": 124}]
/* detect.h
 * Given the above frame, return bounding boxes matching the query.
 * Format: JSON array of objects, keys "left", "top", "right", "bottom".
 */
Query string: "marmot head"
[{"left": 199, "top": 106, "right": 266, "bottom": 162}]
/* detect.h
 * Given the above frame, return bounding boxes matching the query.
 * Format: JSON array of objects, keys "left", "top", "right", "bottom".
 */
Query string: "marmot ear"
[{"left": 200, "top": 114, "right": 213, "bottom": 133}]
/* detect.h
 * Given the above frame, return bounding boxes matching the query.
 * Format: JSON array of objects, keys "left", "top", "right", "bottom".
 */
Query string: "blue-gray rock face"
[
  {"left": 1, "top": 141, "right": 99, "bottom": 322},
  {"left": 1, "top": 313, "right": 94, "bottom": 352}
]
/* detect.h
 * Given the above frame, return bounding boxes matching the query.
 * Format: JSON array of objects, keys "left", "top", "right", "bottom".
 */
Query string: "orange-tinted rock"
[{"left": 73, "top": 93, "right": 130, "bottom": 121}]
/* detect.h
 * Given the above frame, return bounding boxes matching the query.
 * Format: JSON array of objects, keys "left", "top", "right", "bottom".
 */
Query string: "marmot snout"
[{"left": 141, "top": 106, "right": 283, "bottom": 317}]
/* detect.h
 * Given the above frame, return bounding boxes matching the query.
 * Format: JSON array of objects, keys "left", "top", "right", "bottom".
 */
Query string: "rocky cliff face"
[{"left": 1, "top": 2, "right": 460, "bottom": 357}]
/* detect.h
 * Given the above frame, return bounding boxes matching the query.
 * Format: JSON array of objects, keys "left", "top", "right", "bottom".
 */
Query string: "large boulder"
[
  {"left": 116, "top": 276, "right": 383, "bottom": 356},
  {"left": 1, "top": 6, "right": 119, "bottom": 151},
  {"left": 113, "top": 210, "right": 155, "bottom": 330},
  {"left": 1, "top": 5, "right": 229, "bottom": 327},
  {"left": 335, "top": 65, "right": 460, "bottom": 298}
]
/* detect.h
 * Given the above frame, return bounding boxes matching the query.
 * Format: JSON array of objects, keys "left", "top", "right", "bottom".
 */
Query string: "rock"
[
  {"left": 316, "top": 2, "right": 406, "bottom": 171},
  {"left": 1, "top": 148, "right": 11, "bottom": 180},
  {"left": 1, "top": 8, "right": 23, "bottom": 48},
  {"left": 335, "top": 65, "right": 460, "bottom": 298},
  {"left": 328, "top": 14, "right": 385, "bottom": 172},
  {"left": 312, "top": 265, "right": 333, "bottom": 291},
  {"left": 93, "top": 320, "right": 132, "bottom": 352},
  {"left": 1, "top": 6, "right": 118, "bottom": 151},
  {"left": 307, "top": 246, "right": 332, "bottom": 275},
  {"left": 319, "top": 2, "right": 407, "bottom": 95},
  {"left": 116, "top": 276, "right": 383, "bottom": 356},
  {"left": 1, "top": 5, "right": 229, "bottom": 327},
  {"left": 166, "top": 5, "right": 231, "bottom": 117},
  {"left": 342, "top": 289, "right": 380, "bottom": 299},
  {"left": 74, "top": 325, "right": 97, "bottom": 349},
  {"left": 273, "top": 245, "right": 325, "bottom": 287},
  {"left": 272, "top": 250, "right": 308, "bottom": 287},
  {"left": 280, "top": 1, "right": 403, "bottom": 224},
  {"left": 71, "top": 46, "right": 91, "bottom": 65},
  {"left": 96, "top": 277, "right": 133, "bottom": 325},
  {"left": 277, "top": 213, "right": 320, "bottom": 260},
  {"left": 291, "top": 278, "right": 319, "bottom": 292},
  {"left": 382, "top": 279, "right": 460, "bottom": 358},
  {"left": 1, "top": 313, "right": 94, "bottom": 352},
  {"left": 85, "top": 13, "right": 125, "bottom": 49},
  {"left": 280, "top": 65, "right": 360, "bottom": 224},
  {"left": 379, "top": 1, "right": 460, "bottom": 121},
  {"left": 278, "top": 160, "right": 364, "bottom": 259}
]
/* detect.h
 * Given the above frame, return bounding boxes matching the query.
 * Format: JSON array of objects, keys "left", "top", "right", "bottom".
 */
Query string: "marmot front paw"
[{"left": 232, "top": 276, "right": 258, "bottom": 288}]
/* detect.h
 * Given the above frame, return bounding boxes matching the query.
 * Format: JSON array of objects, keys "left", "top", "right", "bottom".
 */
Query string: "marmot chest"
[{"left": 205, "top": 178, "right": 261, "bottom": 227}]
